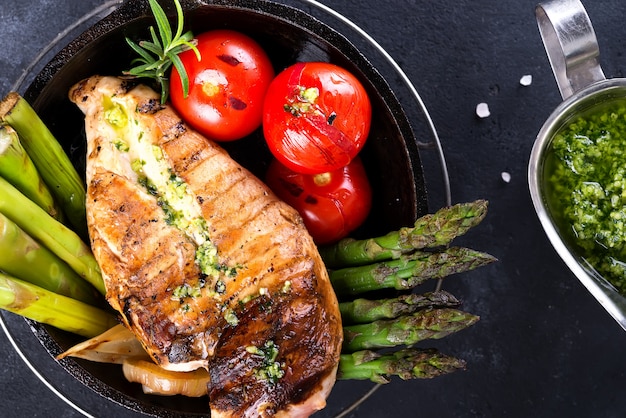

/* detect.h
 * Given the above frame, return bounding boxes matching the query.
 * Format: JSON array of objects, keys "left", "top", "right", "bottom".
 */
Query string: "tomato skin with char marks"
[
  {"left": 170, "top": 29, "right": 274, "bottom": 142},
  {"left": 262, "top": 62, "right": 372, "bottom": 175}
]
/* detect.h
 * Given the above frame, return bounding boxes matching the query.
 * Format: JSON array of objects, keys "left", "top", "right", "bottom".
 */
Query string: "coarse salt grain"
[
  {"left": 501, "top": 171, "right": 511, "bottom": 183},
  {"left": 520, "top": 74, "right": 533, "bottom": 86},
  {"left": 476, "top": 102, "right": 490, "bottom": 118}
]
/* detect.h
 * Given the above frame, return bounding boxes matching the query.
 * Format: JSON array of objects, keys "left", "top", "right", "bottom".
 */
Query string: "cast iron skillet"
[{"left": 18, "top": 0, "right": 428, "bottom": 415}]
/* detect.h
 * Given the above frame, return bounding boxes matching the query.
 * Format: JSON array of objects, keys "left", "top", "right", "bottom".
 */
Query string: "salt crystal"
[
  {"left": 520, "top": 74, "right": 533, "bottom": 86},
  {"left": 476, "top": 102, "right": 490, "bottom": 118},
  {"left": 501, "top": 171, "right": 511, "bottom": 183}
]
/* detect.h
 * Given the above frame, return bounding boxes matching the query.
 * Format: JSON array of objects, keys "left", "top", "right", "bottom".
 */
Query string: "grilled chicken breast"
[{"left": 69, "top": 75, "right": 342, "bottom": 417}]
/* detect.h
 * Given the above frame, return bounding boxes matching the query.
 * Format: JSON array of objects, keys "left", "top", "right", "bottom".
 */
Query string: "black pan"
[{"left": 9, "top": 0, "right": 430, "bottom": 416}]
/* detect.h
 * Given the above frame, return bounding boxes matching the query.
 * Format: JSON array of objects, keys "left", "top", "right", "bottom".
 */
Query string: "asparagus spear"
[
  {"left": 0, "top": 176, "right": 105, "bottom": 295},
  {"left": 319, "top": 200, "right": 489, "bottom": 268},
  {"left": 329, "top": 247, "right": 496, "bottom": 296},
  {"left": 0, "top": 92, "right": 87, "bottom": 237},
  {"left": 0, "top": 212, "right": 99, "bottom": 305},
  {"left": 342, "top": 308, "right": 479, "bottom": 352},
  {"left": 338, "top": 348, "right": 466, "bottom": 383},
  {"left": 0, "top": 124, "right": 62, "bottom": 220},
  {"left": 339, "top": 290, "right": 461, "bottom": 324},
  {"left": 0, "top": 272, "right": 117, "bottom": 338}
]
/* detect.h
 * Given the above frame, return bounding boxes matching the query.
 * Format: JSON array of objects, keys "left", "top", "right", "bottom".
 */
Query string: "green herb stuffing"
[
  {"left": 246, "top": 340, "right": 285, "bottom": 384},
  {"left": 223, "top": 308, "right": 239, "bottom": 326},
  {"left": 547, "top": 99, "right": 626, "bottom": 293},
  {"left": 172, "top": 283, "right": 202, "bottom": 300},
  {"left": 195, "top": 241, "right": 222, "bottom": 278},
  {"left": 103, "top": 94, "right": 242, "bottom": 309},
  {"left": 104, "top": 100, "right": 128, "bottom": 128},
  {"left": 284, "top": 86, "right": 320, "bottom": 117}
]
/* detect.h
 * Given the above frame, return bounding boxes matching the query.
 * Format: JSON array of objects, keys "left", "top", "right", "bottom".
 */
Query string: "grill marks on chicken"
[
  {"left": 70, "top": 75, "right": 342, "bottom": 417},
  {"left": 88, "top": 171, "right": 218, "bottom": 365}
]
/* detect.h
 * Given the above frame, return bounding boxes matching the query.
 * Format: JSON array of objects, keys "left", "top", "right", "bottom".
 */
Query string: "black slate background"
[{"left": 1, "top": 0, "right": 626, "bottom": 417}]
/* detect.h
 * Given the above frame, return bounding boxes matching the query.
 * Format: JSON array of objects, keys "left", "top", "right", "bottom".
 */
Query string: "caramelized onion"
[{"left": 122, "top": 358, "right": 210, "bottom": 397}]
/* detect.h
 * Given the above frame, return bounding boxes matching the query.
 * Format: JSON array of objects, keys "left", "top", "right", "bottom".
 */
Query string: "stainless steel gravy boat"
[{"left": 529, "top": 0, "right": 626, "bottom": 330}]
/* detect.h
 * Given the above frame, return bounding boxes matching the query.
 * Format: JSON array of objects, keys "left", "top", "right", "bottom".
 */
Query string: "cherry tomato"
[
  {"left": 262, "top": 62, "right": 372, "bottom": 174},
  {"left": 170, "top": 30, "right": 274, "bottom": 141},
  {"left": 265, "top": 156, "right": 372, "bottom": 244}
]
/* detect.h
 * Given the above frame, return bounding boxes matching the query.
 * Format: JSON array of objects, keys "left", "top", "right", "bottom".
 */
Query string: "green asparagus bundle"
[
  {"left": 0, "top": 212, "right": 98, "bottom": 305},
  {"left": 320, "top": 200, "right": 489, "bottom": 268},
  {"left": 329, "top": 247, "right": 496, "bottom": 296},
  {"left": 0, "top": 272, "right": 117, "bottom": 338},
  {"left": 338, "top": 348, "right": 467, "bottom": 383},
  {"left": 0, "top": 176, "right": 105, "bottom": 295},
  {"left": 0, "top": 92, "right": 87, "bottom": 237},
  {"left": 0, "top": 124, "right": 62, "bottom": 220},
  {"left": 339, "top": 290, "right": 461, "bottom": 324},
  {"left": 342, "top": 308, "right": 479, "bottom": 353}
]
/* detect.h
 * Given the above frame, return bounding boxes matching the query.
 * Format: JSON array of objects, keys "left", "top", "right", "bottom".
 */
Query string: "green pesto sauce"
[
  {"left": 546, "top": 99, "right": 626, "bottom": 294},
  {"left": 246, "top": 340, "right": 285, "bottom": 384}
]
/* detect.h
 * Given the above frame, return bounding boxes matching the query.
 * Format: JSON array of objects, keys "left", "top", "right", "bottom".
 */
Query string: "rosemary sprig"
[{"left": 124, "top": 0, "right": 200, "bottom": 103}]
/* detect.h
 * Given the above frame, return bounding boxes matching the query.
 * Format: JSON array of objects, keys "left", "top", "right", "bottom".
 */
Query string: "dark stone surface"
[{"left": 1, "top": 0, "right": 626, "bottom": 417}]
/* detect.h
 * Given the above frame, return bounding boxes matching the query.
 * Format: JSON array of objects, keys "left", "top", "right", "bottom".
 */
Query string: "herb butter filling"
[{"left": 103, "top": 95, "right": 236, "bottom": 289}]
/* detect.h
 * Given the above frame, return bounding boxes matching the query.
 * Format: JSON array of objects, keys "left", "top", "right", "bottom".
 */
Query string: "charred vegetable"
[
  {"left": 0, "top": 92, "right": 87, "bottom": 237},
  {"left": 0, "top": 272, "right": 116, "bottom": 338},
  {"left": 338, "top": 348, "right": 467, "bottom": 383},
  {"left": 329, "top": 247, "right": 496, "bottom": 296},
  {"left": 319, "top": 200, "right": 489, "bottom": 268},
  {"left": 0, "top": 124, "right": 62, "bottom": 220},
  {"left": 0, "top": 176, "right": 104, "bottom": 295}
]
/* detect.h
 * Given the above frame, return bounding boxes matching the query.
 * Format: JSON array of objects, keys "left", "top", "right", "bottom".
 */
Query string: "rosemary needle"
[{"left": 124, "top": 0, "right": 200, "bottom": 103}]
